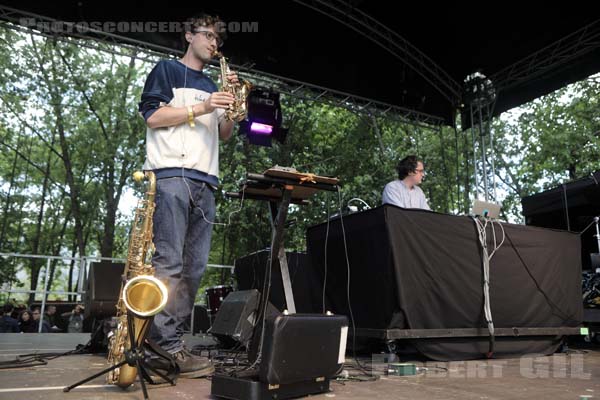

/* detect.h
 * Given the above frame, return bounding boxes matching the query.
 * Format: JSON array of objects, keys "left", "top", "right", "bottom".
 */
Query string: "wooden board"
[{"left": 264, "top": 166, "right": 339, "bottom": 185}]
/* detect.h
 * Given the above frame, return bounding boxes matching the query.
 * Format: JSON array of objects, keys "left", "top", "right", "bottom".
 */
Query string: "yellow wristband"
[{"left": 187, "top": 106, "right": 195, "bottom": 128}]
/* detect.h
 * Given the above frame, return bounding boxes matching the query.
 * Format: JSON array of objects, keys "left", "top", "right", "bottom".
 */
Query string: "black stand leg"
[
  {"left": 63, "top": 314, "right": 177, "bottom": 398},
  {"left": 136, "top": 357, "right": 150, "bottom": 400},
  {"left": 63, "top": 360, "right": 128, "bottom": 392}
]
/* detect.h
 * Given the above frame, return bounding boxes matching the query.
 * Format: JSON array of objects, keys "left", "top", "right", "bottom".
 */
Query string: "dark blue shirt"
[{"left": 0, "top": 315, "right": 20, "bottom": 333}]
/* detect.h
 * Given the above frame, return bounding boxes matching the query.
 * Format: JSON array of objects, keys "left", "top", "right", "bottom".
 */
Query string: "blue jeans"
[{"left": 149, "top": 177, "right": 215, "bottom": 353}]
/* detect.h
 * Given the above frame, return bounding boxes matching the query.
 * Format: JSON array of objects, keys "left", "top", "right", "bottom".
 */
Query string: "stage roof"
[{"left": 1, "top": 1, "right": 599, "bottom": 126}]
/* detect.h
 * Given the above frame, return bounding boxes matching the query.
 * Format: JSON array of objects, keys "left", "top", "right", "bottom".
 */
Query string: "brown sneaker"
[{"left": 171, "top": 348, "right": 214, "bottom": 378}]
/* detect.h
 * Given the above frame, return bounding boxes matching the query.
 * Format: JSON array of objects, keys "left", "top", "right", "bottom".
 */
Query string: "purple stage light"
[{"left": 250, "top": 122, "right": 273, "bottom": 135}]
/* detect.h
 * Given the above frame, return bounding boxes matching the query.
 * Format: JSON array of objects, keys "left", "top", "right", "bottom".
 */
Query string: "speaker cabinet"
[
  {"left": 84, "top": 261, "right": 124, "bottom": 318},
  {"left": 259, "top": 314, "right": 348, "bottom": 384},
  {"left": 191, "top": 304, "right": 211, "bottom": 334},
  {"left": 209, "top": 289, "right": 278, "bottom": 348}
]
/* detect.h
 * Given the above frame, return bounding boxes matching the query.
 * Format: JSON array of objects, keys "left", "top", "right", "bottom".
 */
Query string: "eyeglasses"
[
  {"left": 194, "top": 30, "right": 224, "bottom": 48},
  {"left": 415, "top": 169, "right": 425, "bottom": 174}
]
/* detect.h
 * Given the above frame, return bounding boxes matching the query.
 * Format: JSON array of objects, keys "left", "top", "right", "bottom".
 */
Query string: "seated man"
[
  {"left": 382, "top": 155, "right": 431, "bottom": 210},
  {"left": 31, "top": 307, "right": 50, "bottom": 333}
]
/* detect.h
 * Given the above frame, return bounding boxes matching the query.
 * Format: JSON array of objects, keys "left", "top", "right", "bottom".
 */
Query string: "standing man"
[
  {"left": 382, "top": 155, "right": 431, "bottom": 210},
  {"left": 139, "top": 14, "right": 237, "bottom": 378},
  {"left": 61, "top": 304, "right": 85, "bottom": 333}
]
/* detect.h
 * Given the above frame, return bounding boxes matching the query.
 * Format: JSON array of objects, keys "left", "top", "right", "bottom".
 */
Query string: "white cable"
[
  {"left": 347, "top": 198, "right": 371, "bottom": 210},
  {"left": 473, "top": 216, "right": 494, "bottom": 337},
  {"left": 182, "top": 175, "right": 246, "bottom": 227},
  {"left": 488, "top": 220, "right": 505, "bottom": 260}
]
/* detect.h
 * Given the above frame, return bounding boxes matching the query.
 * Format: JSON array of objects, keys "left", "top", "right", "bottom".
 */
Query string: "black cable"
[
  {"left": 578, "top": 217, "right": 599, "bottom": 236},
  {"left": 0, "top": 355, "right": 47, "bottom": 369},
  {"left": 322, "top": 191, "right": 331, "bottom": 313},
  {"left": 336, "top": 186, "right": 372, "bottom": 376},
  {"left": 231, "top": 210, "right": 276, "bottom": 375},
  {"left": 0, "top": 337, "right": 92, "bottom": 370},
  {"left": 562, "top": 184, "right": 571, "bottom": 231}
]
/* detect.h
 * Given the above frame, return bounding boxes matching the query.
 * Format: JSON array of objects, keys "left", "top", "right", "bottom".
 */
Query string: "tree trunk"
[
  {"left": 0, "top": 138, "right": 21, "bottom": 248},
  {"left": 45, "top": 198, "right": 70, "bottom": 300},
  {"left": 29, "top": 137, "right": 55, "bottom": 304}
]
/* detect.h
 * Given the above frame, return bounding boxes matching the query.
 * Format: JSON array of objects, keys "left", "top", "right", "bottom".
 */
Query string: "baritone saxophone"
[{"left": 106, "top": 171, "right": 168, "bottom": 388}]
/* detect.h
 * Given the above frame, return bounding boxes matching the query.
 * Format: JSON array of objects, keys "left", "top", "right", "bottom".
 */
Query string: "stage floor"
[{"left": 0, "top": 333, "right": 599, "bottom": 400}]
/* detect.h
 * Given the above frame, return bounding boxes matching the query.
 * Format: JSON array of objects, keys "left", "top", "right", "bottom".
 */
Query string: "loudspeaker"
[
  {"left": 209, "top": 289, "right": 278, "bottom": 348},
  {"left": 84, "top": 261, "right": 125, "bottom": 318},
  {"left": 191, "top": 304, "right": 211, "bottom": 334},
  {"left": 210, "top": 313, "right": 348, "bottom": 400},
  {"left": 259, "top": 314, "right": 348, "bottom": 385}
]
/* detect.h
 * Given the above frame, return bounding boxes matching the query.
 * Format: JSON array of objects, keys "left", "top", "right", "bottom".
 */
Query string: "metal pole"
[
  {"left": 594, "top": 217, "right": 600, "bottom": 253},
  {"left": 470, "top": 105, "right": 479, "bottom": 200},
  {"left": 453, "top": 121, "right": 461, "bottom": 212},
  {"left": 370, "top": 115, "right": 386, "bottom": 159},
  {"left": 486, "top": 103, "right": 498, "bottom": 201},
  {"left": 76, "top": 257, "right": 86, "bottom": 303},
  {"left": 39, "top": 258, "right": 51, "bottom": 333},
  {"left": 478, "top": 104, "right": 489, "bottom": 201}
]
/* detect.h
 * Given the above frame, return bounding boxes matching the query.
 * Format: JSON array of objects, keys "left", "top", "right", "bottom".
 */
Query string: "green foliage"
[{"left": 0, "top": 24, "right": 598, "bottom": 304}]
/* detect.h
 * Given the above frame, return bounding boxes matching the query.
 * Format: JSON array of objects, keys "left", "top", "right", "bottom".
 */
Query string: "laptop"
[{"left": 471, "top": 199, "right": 501, "bottom": 219}]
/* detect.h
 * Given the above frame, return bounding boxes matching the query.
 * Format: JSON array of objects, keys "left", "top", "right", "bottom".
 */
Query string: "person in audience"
[
  {"left": 18, "top": 310, "right": 36, "bottom": 333},
  {"left": 0, "top": 303, "right": 19, "bottom": 333},
  {"left": 62, "top": 304, "right": 85, "bottom": 333},
  {"left": 31, "top": 307, "right": 50, "bottom": 333},
  {"left": 43, "top": 305, "right": 61, "bottom": 332}
]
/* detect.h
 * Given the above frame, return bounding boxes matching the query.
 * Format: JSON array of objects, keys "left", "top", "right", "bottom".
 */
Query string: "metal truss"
[
  {"left": 492, "top": 18, "right": 600, "bottom": 92},
  {"left": 294, "top": 0, "right": 462, "bottom": 106},
  {"left": 0, "top": 5, "right": 445, "bottom": 127}
]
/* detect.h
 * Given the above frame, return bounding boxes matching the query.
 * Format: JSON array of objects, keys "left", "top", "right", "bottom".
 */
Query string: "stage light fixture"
[{"left": 238, "top": 88, "right": 288, "bottom": 147}]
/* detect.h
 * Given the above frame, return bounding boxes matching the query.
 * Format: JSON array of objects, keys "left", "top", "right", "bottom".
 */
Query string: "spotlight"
[{"left": 238, "top": 88, "right": 288, "bottom": 147}]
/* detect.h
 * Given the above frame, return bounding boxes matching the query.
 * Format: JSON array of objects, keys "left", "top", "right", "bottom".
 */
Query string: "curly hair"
[
  {"left": 396, "top": 155, "right": 422, "bottom": 180},
  {"left": 184, "top": 14, "right": 228, "bottom": 41}
]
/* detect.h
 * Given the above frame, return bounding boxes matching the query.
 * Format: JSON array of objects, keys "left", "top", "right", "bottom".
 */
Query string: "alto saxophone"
[
  {"left": 106, "top": 171, "right": 169, "bottom": 388},
  {"left": 215, "top": 51, "right": 252, "bottom": 122}
]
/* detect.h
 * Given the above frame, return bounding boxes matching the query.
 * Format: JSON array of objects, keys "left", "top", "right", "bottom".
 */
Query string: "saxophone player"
[{"left": 137, "top": 14, "right": 239, "bottom": 378}]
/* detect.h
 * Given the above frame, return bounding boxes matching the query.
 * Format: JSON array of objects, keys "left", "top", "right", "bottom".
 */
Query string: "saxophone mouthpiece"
[{"left": 213, "top": 50, "right": 223, "bottom": 58}]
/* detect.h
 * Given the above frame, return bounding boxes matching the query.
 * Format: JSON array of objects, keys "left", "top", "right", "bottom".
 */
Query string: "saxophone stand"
[{"left": 63, "top": 313, "right": 177, "bottom": 400}]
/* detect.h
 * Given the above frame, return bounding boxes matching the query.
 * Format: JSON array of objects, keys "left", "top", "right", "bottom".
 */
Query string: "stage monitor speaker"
[
  {"left": 84, "top": 261, "right": 124, "bottom": 319},
  {"left": 259, "top": 313, "right": 348, "bottom": 385},
  {"left": 209, "top": 289, "right": 278, "bottom": 348},
  {"left": 192, "top": 304, "right": 211, "bottom": 334}
]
